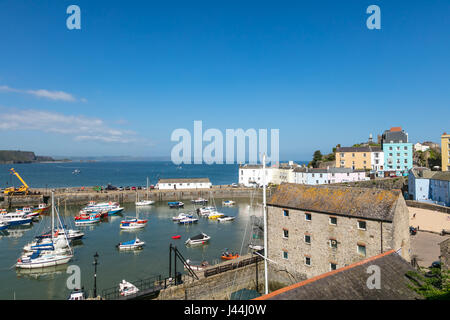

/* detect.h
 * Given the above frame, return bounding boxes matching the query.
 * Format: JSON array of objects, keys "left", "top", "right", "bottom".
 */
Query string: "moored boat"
[
  {"left": 197, "top": 206, "right": 216, "bottom": 216},
  {"left": 168, "top": 201, "right": 184, "bottom": 208},
  {"left": 178, "top": 217, "right": 198, "bottom": 225},
  {"left": 221, "top": 250, "right": 240, "bottom": 260},
  {"left": 117, "top": 238, "right": 145, "bottom": 250},
  {"left": 135, "top": 200, "right": 155, "bottom": 206},
  {"left": 119, "top": 280, "right": 139, "bottom": 296},
  {"left": 0, "top": 211, "right": 33, "bottom": 226},
  {"left": 222, "top": 200, "right": 236, "bottom": 206},
  {"left": 185, "top": 233, "right": 210, "bottom": 246},
  {"left": 120, "top": 217, "right": 148, "bottom": 229},
  {"left": 0, "top": 221, "right": 9, "bottom": 230},
  {"left": 184, "top": 259, "right": 209, "bottom": 271},
  {"left": 68, "top": 288, "right": 87, "bottom": 300},
  {"left": 74, "top": 212, "right": 101, "bottom": 225},
  {"left": 217, "top": 215, "right": 235, "bottom": 222},
  {"left": 191, "top": 198, "right": 208, "bottom": 205},
  {"left": 207, "top": 211, "right": 225, "bottom": 220},
  {"left": 172, "top": 212, "right": 193, "bottom": 221}
]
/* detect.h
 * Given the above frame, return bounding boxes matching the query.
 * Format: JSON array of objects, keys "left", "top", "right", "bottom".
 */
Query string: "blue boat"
[
  {"left": 0, "top": 221, "right": 9, "bottom": 230},
  {"left": 0, "top": 211, "right": 32, "bottom": 226},
  {"left": 168, "top": 201, "right": 184, "bottom": 208}
]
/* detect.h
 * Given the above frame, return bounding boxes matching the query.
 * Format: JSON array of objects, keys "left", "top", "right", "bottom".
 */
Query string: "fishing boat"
[
  {"left": 221, "top": 250, "right": 240, "bottom": 260},
  {"left": 191, "top": 198, "right": 208, "bottom": 205},
  {"left": 184, "top": 259, "right": 209, "bottom": 271},
  {"left": 222, "top": 200, "right": 236, "bottom": 206},
  {"left": 217, "top": 215, "right": 235, "bottom": 222},
  {"left": 0, "top": 221, "right": 9, "bottom": 230},
  {"left": 117, "top": 238, "right": 145, "bottom": 250},
  {"left": 119, "top": 280, "right": 139, "bottom": 296},
  {"left": 120, "top": 217, "right": 148, "bottom": 230},
  {"left": 20, "top": 207, "right": 39, "bottom": 218},
  {"left": 32, "top": 203, "right": 51, "bottom": 215},
  {"left": 185, "top": 233, "right": 210, "bottom": 246},
  {"left": 74, "top": 212, "right": 101, "bottom": 225},
  {"left": 0, "top": 211, "right": 33, "bottom": 226},
  {"left": 178, "top": 217, "right": 198, "bottom": 225},
  {"left": 172, "top": 212, "right": 193, "bottom": 221},
  {"left": 168, "top": 201, "right": 184, "bottom": 208}
]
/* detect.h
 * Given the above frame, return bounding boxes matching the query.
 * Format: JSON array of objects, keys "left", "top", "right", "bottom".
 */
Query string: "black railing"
[
  {"left": 204, "top": 255, "right": 263, "bottom": 278},
  {"left": 101, "top": 275, "right": 166, "bottom": 300}
]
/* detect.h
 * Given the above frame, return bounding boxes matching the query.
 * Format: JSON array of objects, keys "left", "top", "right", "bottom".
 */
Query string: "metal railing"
[
  {"left": 204, "top": 255, "right": 263, "bottom": 278},
  {"left": 101, "top": 275, "right": 167, "bottom": 300}
]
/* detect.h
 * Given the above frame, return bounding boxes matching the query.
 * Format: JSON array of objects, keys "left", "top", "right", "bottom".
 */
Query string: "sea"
[{"left": 0, "top": 161, "right": 240, "bottom": 188}]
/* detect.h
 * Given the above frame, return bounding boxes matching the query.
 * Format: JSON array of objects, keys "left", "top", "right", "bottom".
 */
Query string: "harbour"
[{"left": 0, "top": 197, "right": 263, "bottom": 300}]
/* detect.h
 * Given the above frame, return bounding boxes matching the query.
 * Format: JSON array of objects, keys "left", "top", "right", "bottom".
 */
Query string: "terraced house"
[
  {"left": 442, "top": 132, "right": 450, "bottom": 172},
  {"left": 266, "top": 184, "right": 411, "bottom": 284}
]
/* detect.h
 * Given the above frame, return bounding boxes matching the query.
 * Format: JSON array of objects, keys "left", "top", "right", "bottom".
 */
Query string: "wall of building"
[
  {"left": 408, "top": 172, "right": 430, "bottom": 201},
  {"left": 266, "top": 205, "right": 396, "bottom": 279},
  {"left": 336, "top": 152, "right": 371, "bottom": 170},
  {"left": 442, "top": 134, "right": 450, "bottom": 172},
  {"left": 430, "top": 179, "right": 450, "bottom": 207},
  {"left": 383, "top": 143, "right": 413, "bottom": 176},
  {"left": 157, "top": 182, "right": 212, "bottom": 190}
]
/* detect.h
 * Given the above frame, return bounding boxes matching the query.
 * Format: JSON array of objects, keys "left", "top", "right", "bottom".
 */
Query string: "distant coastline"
[{"left": 0, "top": 150, "right": 71, "bottom": 164}]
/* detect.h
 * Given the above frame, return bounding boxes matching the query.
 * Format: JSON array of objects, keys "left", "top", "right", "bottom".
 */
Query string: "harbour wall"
[
  {"left": 156, "top": 254, "right": 265, "bottom": 300},
  {"left": 0, "top": 186, "right": 268, "bottom": 208}
]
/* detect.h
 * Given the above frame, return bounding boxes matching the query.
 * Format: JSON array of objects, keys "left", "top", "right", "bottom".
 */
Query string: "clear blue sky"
[{"left": 0, "top": 0, "right": 449, "bottom": 161}]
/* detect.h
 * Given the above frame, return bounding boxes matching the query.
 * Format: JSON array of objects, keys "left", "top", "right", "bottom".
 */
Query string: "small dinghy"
[
  {"left": 185, "top": 259, "right": 209, "bottom": 271},
  {"left": 191, "top": 198, "right": 208, "bottom": 205},
  {"left": 222, "top": 200, "right": 236, "bottom": 206},
  {"left": 185, "top": 233, "right": 210, "bottom": 246},
  {"left": 221, "top": 250, "right": 240, "bottom": 260},
  {"left": 217, "top": 215, "right": 235, "bottom": 222},
  {"left": 171, "top": 235, "right": 181, "bottom": 239},
  {"left": 119, "top": 280, "right": 139, "bottom": 297},
  {"left": 117, "top": 238, "right": 145, "bottom": 250}
]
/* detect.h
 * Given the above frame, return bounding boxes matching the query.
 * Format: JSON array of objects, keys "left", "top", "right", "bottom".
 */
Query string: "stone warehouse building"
[
  {"left": 155, "top": 178, "right": 212, "bottom": 190},
  {"left": 266, "top": 183, "right": 411, "bottom": 284}
]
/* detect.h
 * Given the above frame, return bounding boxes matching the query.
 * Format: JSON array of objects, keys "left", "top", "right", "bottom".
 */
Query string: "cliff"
[{"left": 0, "top": 150, "right": 56, "bottom": 164}]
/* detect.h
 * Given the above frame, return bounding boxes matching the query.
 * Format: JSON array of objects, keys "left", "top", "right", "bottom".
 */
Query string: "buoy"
[{"left": 172, "top": 235, "right": 181, "bottom": 239}]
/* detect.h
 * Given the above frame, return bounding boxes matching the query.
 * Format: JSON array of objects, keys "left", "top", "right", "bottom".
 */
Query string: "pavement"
[{"left": 410, "top": 231, "right": 449, "bottom": 268}]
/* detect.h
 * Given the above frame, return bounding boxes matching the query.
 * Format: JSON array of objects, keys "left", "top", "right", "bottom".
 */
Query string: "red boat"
[
  {"left": 221, "top": 252, "right": 240, "bottom": 260},
  {"left": 172, "top": 235, "right": 181, "bottom": 239}
]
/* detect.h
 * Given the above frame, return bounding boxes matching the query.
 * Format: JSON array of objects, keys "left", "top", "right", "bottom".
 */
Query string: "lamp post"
[{"left": 93, "top": 252, "right": 99, "bottom": 298}]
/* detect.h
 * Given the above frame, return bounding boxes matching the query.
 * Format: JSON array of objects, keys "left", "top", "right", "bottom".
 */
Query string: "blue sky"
[{"left": 0, "top": 0, "right": 449, "bottom": 161}]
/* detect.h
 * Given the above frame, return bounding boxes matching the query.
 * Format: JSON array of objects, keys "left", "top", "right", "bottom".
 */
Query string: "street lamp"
[{"left": 93, "top": 252, "right": 99, "bottom": 298}]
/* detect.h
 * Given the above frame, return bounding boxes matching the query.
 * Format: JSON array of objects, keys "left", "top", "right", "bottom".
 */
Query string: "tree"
[{"left": 308, "top": 150, "right": 323, "bottom": 168}]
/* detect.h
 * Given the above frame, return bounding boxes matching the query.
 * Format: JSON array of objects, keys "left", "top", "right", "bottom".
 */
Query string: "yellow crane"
[{"left": 4, "top": 168, "right": 30, "bottom": 195}]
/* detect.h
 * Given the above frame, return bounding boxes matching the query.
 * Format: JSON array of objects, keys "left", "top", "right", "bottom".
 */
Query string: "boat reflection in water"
[
  {"left": 16, "top": 263, "right": 69, "bottom": 280},
  {"left": 0, "top": 224, "right": 33, "bottom": 238}
]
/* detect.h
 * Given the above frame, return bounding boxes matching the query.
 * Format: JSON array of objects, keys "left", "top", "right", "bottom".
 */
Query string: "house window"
[
  {"left": 330, "top": 239, "right": 338, "bottom": 249},
  {"left": 329, "top": 217, "right": 337, "bottom": 225},
  {"left": 283, "top": 209, "right": 289, "bottom": 217},
  {"left": 340, "top": 153, "right": 345, "bottom": 157},
  {"left": 404, "top": 146, "right": 408, "bottom": 150},
  {"left": 358, "top": 221, "right": 367, "bottom": 230},
  {"left": 319, "top": 174, "right": 323, "bottom": 178},
  {"left": 357, "top": 244, "right": 366, "bottom": 256},
  {"left": 305, "top": 256, "right": 311, "bottom": 266},
  {"left": 352, "top": 153, "right": 355, "bottom": 157},
  {"left": 305, "top": 234, "right": 311, "bottom": 244},
  {"left": 389, "top": 147, "right": 393, "bottom": 150},
  {"left": 282, "top": 251, "right": 288, "bottom": 260},
  {"left": 283, "top": 229, "right": 289, "bottom": 238},
  {"left": 305, "top": 213, "right": 312, "bottom": 221},
  {"left": 363, "top": 153, "right": 366, "bottom": 157},
  {"left": 330, "top": 263, "right": 337, "bottom": 271}
]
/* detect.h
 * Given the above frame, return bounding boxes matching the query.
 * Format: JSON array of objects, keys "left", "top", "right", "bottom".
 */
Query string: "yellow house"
[
  {"left": 335, "top": 147, "right": 371, "bottom": 170},
  {"left": 442, "top": 132, "right": 450, "bottom": 171}
]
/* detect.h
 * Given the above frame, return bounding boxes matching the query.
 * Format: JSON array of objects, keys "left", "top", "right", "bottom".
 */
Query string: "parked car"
[
  {"left": 131, "top": 186, "right": 136, "bottom": 191},
  {"left": 231, "top": 183, "right": 238, "bottom": 188},
  {"left": 149, "top": 185, "right": 155, "bottom": 190},
  {"left": 430, "top": 261, "right": 441, "bottom": 269},
  {"left": 118, "top": 186, "right": 124, "bottom": 191},
  {"left": 125, "top": 186, "right": 131, "bottom": 190},
  {"left": 106, "top": 184, "right": 117, "bottom": 191},
  {"left": 409, "top": 226, "right": 417, "bottom": 235}
]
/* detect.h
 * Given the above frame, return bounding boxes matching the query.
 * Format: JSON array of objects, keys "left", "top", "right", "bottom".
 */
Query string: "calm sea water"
[
  {"left": 0, "top": 198, "right": 263, "bottom": 300},
  {"left": 0, "top": 161, "right": 239, "bottom": 188}
]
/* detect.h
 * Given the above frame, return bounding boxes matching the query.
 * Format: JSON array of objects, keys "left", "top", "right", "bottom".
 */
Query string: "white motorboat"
[
  {"left": 117, "top": 238, "right": 145, "bottom": 250},
  {"left": 135, "top": 200, "right": 155, "bottom": 206},
  {"left": 119, "top": 280, "right": 139, "bottom": 297},
  {"left": 172, "top": 212, "right": 193, "bottom": 221},
  {"left": 0, "top": 211, "right": 33, "bottom": 226},
  {"left": 248, "top": 244, "right": 264, "bottom": 251},
  {"left": 185, "top": 233, "right": 211, "bottom": 246},
  {"left": 191, "top": 198, "right": 208, "bottom": 205},
  {"left": 0, "top": 221, "right": 8, "bottom": 231},
  {"left": 207, "top": 211, "right": 225, "bottom": 220},
  {"left": 217, "top": 215, "right": 235, "bottom": 222},
  {"left": 197, "top": 206, "right": 216, "bottom": 216},
  {"left": 68, "top": 288, "right": 87, "bottom": 300}
]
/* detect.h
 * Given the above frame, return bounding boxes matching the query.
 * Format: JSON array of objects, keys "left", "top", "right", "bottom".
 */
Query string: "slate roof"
[
  {"left": 157, "top": 178, "right": 211, "bottom": 183},
  {"left": 255, "top": 250, "right": 423, "bottom": 300},
  {"left": 267, "top": 183, "right": 401, "bottom": 222},
  {"left": 409, "top": 168, "right": 450, "bottom": 182},
  {"left": 293, "top": 167, "right": 366, "bottom": 174},
  {"left": 382, "top": 128, "right": 409, "bottom": 144},
  {"left": 336, "top": 146, "right": 372, "bottom": 153}
]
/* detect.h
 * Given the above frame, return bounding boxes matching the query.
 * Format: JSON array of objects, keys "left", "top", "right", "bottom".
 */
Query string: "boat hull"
[{"left": 16, "top": 255, "right": 72, "bottom": 269}]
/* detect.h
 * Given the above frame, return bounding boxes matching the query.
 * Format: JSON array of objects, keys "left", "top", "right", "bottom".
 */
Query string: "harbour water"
[{"left": 0, "top": 197, "right": 263, "bottom": 300}]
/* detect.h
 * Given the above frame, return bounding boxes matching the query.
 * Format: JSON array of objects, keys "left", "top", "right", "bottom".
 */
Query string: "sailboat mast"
[
  {"left": 146, "top": 177, "right": 149, "bottom": 200},
  {"left": 263, "top": 153, "right": 268, "bottom": 295},
  {"left": 51, "top": 190, "right": 55, "bottom": 241}
]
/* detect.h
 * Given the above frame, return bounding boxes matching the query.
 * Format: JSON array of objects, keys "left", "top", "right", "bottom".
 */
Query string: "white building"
[
  {"left": 156, "top": 178, "right": 212, "bottom": 190},
  {"left": 293, "top": 167, "right": 368, "bottom": 185},
  {"left": 238, "top": 164, "right": 274, "bottom": 187},
  {"left": 370, "top": 147, "right": 384, "bottom": 175},
  {"left": 414, "top": 142, "right": 430, "bottom": 153}
]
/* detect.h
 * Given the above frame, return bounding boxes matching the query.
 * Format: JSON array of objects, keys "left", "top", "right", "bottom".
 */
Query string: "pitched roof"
[
  {"left": 255, "top": 250, "right": 422, "bottom": 300},
  {"left": 157, "top": 178, "right": 211, "bottom": 184},
  {"left": 409, "top": 168, "right": 450, "bottom": 182},
  {"left": 267, "top": 183, "right": 401, "bottom": 222},
  {"left": 336, "top": 146, "right": 372, "bottom": 153}
]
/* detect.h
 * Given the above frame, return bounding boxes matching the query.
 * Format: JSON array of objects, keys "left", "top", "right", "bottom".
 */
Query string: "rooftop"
[
  {"left": 409, "top": 168, "right": 450, "bottom": 182},
  {"left": 157, "top": 178, "right": 211, "bottom": 184},
  {"left": 268, "top": 183, "right": 401, "bottom": 222},
  {"left": 255, "top": 250, "right": 422, "bottom": 300}
]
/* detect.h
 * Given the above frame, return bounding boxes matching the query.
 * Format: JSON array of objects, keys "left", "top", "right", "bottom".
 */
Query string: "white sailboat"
[
  {"left": 16, "top": 192, "right": 73, "bottom": 269},
  {"left": 136, "top": 177, "right": 155, "bottom": 206}
]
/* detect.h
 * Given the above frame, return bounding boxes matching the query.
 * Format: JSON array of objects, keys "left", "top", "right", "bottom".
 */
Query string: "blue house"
[
  {"left": 408, "top": 168, "right": 450, "bottom": 207},
  {"left": 381, "top": 127, "right": 413, "bottom": 176}
]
